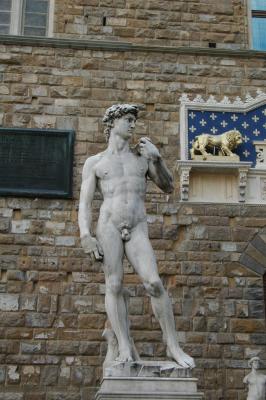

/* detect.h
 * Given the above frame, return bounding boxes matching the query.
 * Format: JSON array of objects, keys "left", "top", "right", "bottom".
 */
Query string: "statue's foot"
[
  {"left": 116, "top": 348, "right": 133, "bottom": 362},
  {"left": 167, "top": 345, "right": 195, "bottom": 369}
]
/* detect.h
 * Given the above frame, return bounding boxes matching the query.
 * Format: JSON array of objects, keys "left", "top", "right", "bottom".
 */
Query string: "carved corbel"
[
  {"left": 261, "top": 179, "right": 266, "bottom": 200},
  {"left": 253, "top": 140, "right": 266, "bottom": 169},
  {"left": 238, "top": 168, "right": 249, "bottom": 202},
  {"left": 180, "top": 167, "right": 191, "bottom": 201}
]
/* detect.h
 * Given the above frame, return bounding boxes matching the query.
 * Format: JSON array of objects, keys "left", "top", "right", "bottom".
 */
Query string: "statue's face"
[
  {"left": 112, "top": 113, "right": 136, "bottom": 140},
  {"left": 252, "top": 359, "right": 260, "bottom": 370}
]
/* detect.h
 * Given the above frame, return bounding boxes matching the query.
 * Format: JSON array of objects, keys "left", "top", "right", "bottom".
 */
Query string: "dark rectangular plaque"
[{"left": 0, "top": 128, "right": 74, "bottom": 198}]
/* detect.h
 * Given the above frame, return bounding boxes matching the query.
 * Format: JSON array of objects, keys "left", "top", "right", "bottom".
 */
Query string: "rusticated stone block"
[
  {"left": 70, "top": 365, "right": 94, "bottom": 385},
  {"left": 11, "top": 220, "right": 31, "bottom": 234},
  {"left": 47, "top": 340, "right": 80, "bottom": 355},
  {"left": 0, "top": 340, "right": 19, "bottom": 354},
  {"left": 217, "top": 333, "right": 234, "bottom": 344},
  {"left": 7, "top": 270, "right": 25, "bottom": 281},
  {"left": 79, "top": 342, "right": 99, "bottom": 356},
  {"left": 204, "top": 344, "right": 222, "bottom": 359},
  {"left": 40, "top": 366, "right": 58, "bottom": 386},
  {"left": 236, "top": 301, "right": 249, "bottom": 318},
  {"left": 0, "top": 312, "right": 25, "bottom": 327},
  {"left": 0, "top": 366, "right": 6, "bottom": 383},
  {"left": 7, "top": 365, "right": 20, "bottom": 384},
  {"left": 78, "top": 314, "right": 106, "bottom": 329},
  {"left": 230, "top": 319, "right": 265, "bottom": 333},
  {"left": 0, "top": 294, "right": 19, "bottom": 311},
  {"left": 2, "top": 394, "right": 23, "bottom": 400},
  {"left": 24, "top": 392, "right": 45, "bottom": 400},
  {"left": 244, "top": 288, "right": 264, "bottom": 300},
  {"left": 193, "top": 317, "right": 207, "bottom": 332},
  {"left": 0, "top": 218, "right": 10, "bottom": 233},
  {"left": 25, "top": 313, "right": 55, "bottom": 328},
  {"left": 46, "top": 391, "right": 80, "bottom": 400},
  {"left": 250, "top": 334, "right": 266, "bottom": 345},
  {"left": 248, "top": 301, "right": 265, "bottom": 318},
  {"left": 21, "top": 341, "right": 45, "bottom": 354},
  {"left": 21, "top": 366, "right": 40, "bottom": 385}
]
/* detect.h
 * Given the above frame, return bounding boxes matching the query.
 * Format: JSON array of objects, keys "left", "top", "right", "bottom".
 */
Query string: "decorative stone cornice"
[
  {"left": 179, "top": 90, "right": 266, "bottom": 108},
  {"left": 0, "top": 35, "right": 266, "bottom": 58}
]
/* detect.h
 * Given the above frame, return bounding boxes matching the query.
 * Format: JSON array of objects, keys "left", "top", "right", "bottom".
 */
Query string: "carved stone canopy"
[
  {"left": 177, "top": 91, "right": 266, "bottom": 204},
  {"left": 179, "top": 90, "right": 266, "bottom": 165}
]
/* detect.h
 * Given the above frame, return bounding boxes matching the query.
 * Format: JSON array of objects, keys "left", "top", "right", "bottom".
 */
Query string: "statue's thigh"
[
  {"left": 97, "top": 223, "right": 124, "bottom": 276},
  {"left": 125, "top": 223, "right": 159, "bottom": 282}
]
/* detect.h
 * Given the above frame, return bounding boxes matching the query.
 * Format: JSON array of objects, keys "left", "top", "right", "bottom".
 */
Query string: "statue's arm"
[
  {"left": 147, "top": 156, "right": 174, "bottom": 194},
  {"left": 138, "top": 137, "right": 173, "bottom": 193},
  {"left": 78, "top": 155, "right": 103, "bottom": 260}
]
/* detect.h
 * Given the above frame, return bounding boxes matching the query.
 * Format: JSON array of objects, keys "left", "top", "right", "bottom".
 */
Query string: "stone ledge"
[
  {"left": 96, "top": 392, "right": 204, "bottom": 399},
  {"left": 176, "top": 160, "right": 252, "bottom": 172},
  {"left": 176, "top": 160, "right": 252, "bottom": 202},
  {"left": 0, "top": 35, "right": 266, "bottom": 58}
]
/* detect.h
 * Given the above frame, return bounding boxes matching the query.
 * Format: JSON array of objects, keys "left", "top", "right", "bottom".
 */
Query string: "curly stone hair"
[
  {"left": 102, "top": 104, "right": 139, "bottom": 141},
  {"left": 248, "top": 356, "right": 260, "bottom": 367}
]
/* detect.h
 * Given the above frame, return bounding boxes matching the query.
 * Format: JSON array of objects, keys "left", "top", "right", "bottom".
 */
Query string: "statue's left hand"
[{"left": 137, "top": 137, "right": 161, "bottom": 161}]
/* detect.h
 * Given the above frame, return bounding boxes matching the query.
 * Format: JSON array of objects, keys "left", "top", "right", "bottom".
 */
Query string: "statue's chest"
[
  {"left": 249, "top": 375, "right": 265, "bottom": 386},
  {"left": 96, "top": 155, "right": 147, "bottom": 181}
]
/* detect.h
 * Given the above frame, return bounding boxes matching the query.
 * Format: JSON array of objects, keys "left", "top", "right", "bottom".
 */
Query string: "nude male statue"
[
  {"left": 78, "top": 104, "right": 195, "bottom": 368},
  {"left": 243, "top": 357, "right": 266, "bottom": 400}
]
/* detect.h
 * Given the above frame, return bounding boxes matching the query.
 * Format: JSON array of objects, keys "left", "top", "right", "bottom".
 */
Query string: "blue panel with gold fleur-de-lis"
[{"left": 188, "top": 104, "right": 266, "bottom": 166}]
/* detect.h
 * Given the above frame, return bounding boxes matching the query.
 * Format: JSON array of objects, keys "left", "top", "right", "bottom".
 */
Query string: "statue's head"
[
  {"left": 248, "top": 356, "right": 260, "bottom": 370},
  {"left": 102, "top": 104, "right": 139, "bottom": 141}
]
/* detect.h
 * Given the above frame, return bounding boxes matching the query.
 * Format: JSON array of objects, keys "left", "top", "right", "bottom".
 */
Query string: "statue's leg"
[
  {"left": 97, "top": 223, "right": 133, "bottom": 362},
  {"left": 125, "top": 222, "right": 195, "bottom": 368}
]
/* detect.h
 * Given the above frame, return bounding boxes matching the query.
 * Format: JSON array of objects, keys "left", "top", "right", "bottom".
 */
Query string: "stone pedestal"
[{"left": 95, "top": 361, "right": 204, "bottom": 400}]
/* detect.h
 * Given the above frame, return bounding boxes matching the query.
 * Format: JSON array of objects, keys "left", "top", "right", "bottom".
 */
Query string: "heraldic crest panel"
[{"left": 177, "top": 90, "right": 266, "bottom": 204}]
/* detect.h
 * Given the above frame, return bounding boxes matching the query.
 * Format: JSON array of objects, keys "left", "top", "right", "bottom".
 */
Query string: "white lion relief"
[{"left": 190, "top": 130, "right": 243, "bottom": 160}]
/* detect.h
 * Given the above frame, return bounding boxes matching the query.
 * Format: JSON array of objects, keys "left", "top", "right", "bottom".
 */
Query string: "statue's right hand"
[{"left": 81, "top": 235, "right": 104, "bottom": 261}]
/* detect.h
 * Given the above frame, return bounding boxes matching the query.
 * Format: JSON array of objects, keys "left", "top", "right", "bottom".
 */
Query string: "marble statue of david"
[
  {"left": 244, "top": 357, "right": 266, "bottom": 400},
  {"left": 78, "top": 104, "right": 195, "bottom": 368}
]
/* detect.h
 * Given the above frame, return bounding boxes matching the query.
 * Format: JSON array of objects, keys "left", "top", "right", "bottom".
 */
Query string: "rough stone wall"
[
  {"left": 0, "top": 43, "right": 265, "bottom": 400},
  {"left": 53, "top": 0, "right": 249, "bottom": 49}
]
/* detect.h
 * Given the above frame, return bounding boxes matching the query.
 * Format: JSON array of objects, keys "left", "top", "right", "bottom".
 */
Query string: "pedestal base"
[{"left": 95, "top": 361, "right": 204, "bottom": 400}]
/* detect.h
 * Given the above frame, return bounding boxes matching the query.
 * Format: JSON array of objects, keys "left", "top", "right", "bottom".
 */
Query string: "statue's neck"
[
  {"left": 251, "top": 369, "right": 258, "bottom": 375},
  {"left": 108, "top": 133, "right": 130, "bottom": 154}
]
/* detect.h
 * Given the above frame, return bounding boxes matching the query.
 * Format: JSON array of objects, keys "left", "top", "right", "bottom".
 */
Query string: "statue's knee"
[
  {"left": 144, "top": 280, "right": 164, "bottom": 298},
  {"left": 106, "top": 276, "right": 123, "bottom": 295}
]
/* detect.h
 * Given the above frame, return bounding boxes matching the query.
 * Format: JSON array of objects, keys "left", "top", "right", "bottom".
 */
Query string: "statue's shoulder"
[
  {"left": 82, "top": 151, "right": 106, "bottom": 178},
  {"left": 261, "top": 372, "right": 266, "bottom": 381},
  {"left": 243, "top": 373, "right": 251, "bottom": 383}
]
